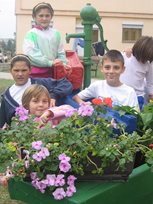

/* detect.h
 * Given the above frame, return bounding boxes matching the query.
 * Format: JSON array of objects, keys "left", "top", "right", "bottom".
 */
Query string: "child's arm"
[
  {"left": 73, "top": 95, "right": 84, "bottom": 104},
  {"left": 50, "top": 98, "right": 56, "bottom": 107}
]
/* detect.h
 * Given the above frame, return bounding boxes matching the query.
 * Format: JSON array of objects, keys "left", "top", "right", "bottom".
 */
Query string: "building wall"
[{"left": 15, "top": 0, "right": 153, "bottom": 52}]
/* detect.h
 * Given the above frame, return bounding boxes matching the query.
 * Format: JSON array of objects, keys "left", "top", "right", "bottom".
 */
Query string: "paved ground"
[{"left": 0, "top": 72, "right": 13, "bottom": 80}]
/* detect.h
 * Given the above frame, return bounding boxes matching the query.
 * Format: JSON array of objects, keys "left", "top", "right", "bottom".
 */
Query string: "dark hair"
[
  {"left": 132, "top": 36, "right": 153, "bottom": 63},
  {"left": 32, "top": 2, "right": 54, "bottom": 18},
  {"left": 10, "top": 54, "right": 31, "bottom": 70},
  {"left": 102, "top": 49, "right": 124, "bottom": 65}
]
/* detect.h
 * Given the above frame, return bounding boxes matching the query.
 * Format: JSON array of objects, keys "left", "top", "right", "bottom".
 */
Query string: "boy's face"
[
  {"left": 101, "top": 59, "right": 125, "bottom": 86},
  {"left": 11, "top": 61, "right": 31, "bottom": 86},
  {"left": 29, "top": 93, "right": 50, "bottom": 117}
]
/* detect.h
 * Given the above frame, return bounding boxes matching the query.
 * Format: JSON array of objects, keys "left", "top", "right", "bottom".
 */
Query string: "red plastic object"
[{"left": 53, "top": 51, "right": 84, "bottom": 89}]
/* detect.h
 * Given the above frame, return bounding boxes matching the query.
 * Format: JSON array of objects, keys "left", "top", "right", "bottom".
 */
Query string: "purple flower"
[
  {"left": 38, "top": 180, "right": 48, "bottom": 193},
  {"left": 32, "top": 152, "right": 42, "bottom": 162},
  {"left": 54, "top": 174, "right": 65, "bottom": 187},
  {"left": 66, "top": 185, "right": 76, "bottom": 197},
  {"left": 52, "top": 188, "right": 66, "bottom": 200},
  {"left": 32, "top": 180, "right": 47, "bottom": 193},
  {"left": 78, "top": 104, "right": 94, "bottom": 117},
  {"left": 65, "top": 109, "right": 77, "bottom": 117},
  {"left": 15, "top": 106, "right": 29, "bottom": 121},
  {"left": 46, "top": 174, "right": 56, "bottom": 186},
  {"left": 34, "top": 117, "right": 40, "bottom": 122},
  {"left": 25, "top": 160, "right": 29, "bottom": 169},
  {"left": 39, "top": 147, "right": 50, "bottom": 159},
  {"left": 111, "top": 118, "right": 117, "bottom": 128},
  {"left": 31, "top": 178, "right": 39, "bottom": 189},
  {"left": 30, "top": 172, "right": 37, "bottom": 180},
  {"left": 67, "top": 175, "right": 77, "bottom": 186},
  {"left": 58, "top": 153, "right": 70, "bottom": 162},
  {"left": 32, "top": 141, "right": 43, "bottom": 150},
  {"left": 59, "top": 161, "right": 71, "bottom": 173}
]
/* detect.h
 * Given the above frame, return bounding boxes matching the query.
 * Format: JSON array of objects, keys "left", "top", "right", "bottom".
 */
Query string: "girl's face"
[
  {"left": 11, "top": 61, "right": 31, "bottom": 86},
  {"left": 29, "top": 93, "right": 50, "bottom": 117},
  {"left": 34, "top": 8, "right": 52, "bottom": 29}
]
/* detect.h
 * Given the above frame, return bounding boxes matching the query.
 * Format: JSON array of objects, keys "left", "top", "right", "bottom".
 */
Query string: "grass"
[
  {"left": 0, "top": 186, "right": 24, "bottom": 204},
  {"left": 0, "top": 161, "right": 24, "bottom": 204},
  {"left": 0, "top": 79, "right": 14, "bottom": 96}
]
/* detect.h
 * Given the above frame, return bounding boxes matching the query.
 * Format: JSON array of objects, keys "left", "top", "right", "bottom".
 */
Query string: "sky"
[{"left": 0, "top": 0, "right": 16, "bottom": 38}]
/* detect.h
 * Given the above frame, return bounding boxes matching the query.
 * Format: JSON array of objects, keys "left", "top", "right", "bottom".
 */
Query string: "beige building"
[{"left": 15, "top": 0, "right": 153, "bottom": 53}]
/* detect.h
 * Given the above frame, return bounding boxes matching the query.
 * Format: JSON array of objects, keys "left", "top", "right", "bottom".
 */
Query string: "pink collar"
[{"left": 33, "top": 25, "right": 44, "bottom": 30}]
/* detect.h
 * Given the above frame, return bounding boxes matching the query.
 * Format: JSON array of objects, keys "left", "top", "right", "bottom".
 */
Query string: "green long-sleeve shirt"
[{"left": 23, "top": 27, "right": 68, "bottom": 67}]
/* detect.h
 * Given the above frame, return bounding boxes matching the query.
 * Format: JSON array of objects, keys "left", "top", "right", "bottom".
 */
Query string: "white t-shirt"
[
  {"left": 78, "top": 80, "right": 139, "bottom": 109},
  {"left": 120, "top": 54, "right": 153, "bottom": 96},
  {"left": 9, "top": 79, "right": 31, "bottom": 105}
]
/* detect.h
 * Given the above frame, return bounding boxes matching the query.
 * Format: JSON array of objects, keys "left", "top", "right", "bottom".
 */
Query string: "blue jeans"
[
  {"left": 138, "top": 96, "right": 144, "bottom": 111},
  {"left": 56, "top": 89, "right": 80, "bottom": 109}
]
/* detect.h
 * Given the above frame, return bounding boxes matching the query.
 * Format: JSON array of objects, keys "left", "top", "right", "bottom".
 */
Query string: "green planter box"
[{"left": 8, "top": 164, "right": 153, "bottom": 204}]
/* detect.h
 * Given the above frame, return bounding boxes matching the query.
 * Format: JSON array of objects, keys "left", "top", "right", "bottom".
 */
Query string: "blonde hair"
[{"left": 22, "top": 84, "right": 50, "bottom": 110}]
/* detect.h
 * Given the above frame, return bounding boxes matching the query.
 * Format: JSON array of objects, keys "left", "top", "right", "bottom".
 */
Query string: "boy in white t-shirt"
[{"left": 73, "top": 49, "right": 139, "bottom": 110}]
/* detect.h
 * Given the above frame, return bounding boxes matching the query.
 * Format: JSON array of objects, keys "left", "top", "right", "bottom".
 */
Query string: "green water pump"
[{"left": 66, "top": 3, "right": 109, "bottom": 88}]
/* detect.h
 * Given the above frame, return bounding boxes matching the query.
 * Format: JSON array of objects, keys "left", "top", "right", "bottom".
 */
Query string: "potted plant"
[{"left": 0, "top": 98, "right": 153, "bottom": 201}]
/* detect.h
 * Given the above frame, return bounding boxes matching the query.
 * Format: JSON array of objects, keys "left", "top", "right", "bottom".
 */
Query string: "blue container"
[{"left": 101, "top": 107, "right": 137, "bottom": 135}]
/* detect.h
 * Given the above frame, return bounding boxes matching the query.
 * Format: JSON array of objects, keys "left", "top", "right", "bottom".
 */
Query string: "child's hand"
[
  {"left": 64, "top": 64, "right": 72, "bottom": 76},
  {"left": 39, "top": 110, "right": 54, "bottom": 125},
  {"left": 124, "top": 48, "right": 132, "bottom": 58},
  {"left": 50, "top": 99, "right": 56, "bottom": 107},
  {"left": 81, "top": 101, "right": 92, "bottom": 105},
  {"left": 53, "top": 59, "right": 63, "bottom": 67}
]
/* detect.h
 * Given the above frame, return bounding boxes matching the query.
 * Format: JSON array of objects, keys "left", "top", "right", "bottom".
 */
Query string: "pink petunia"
[
  {"left": 78, "top": 104, "right": 94, "bottom": 117},
  {"left": 39, "top": 147, "right": 50, "bottom": 159},
  {"left": 67, "top": 175, "right": 77, "bottom": 186},
  {"left": 54, "top": 174, "right": 65, "bottom": 187},
  {"left": 32, "top": 152, "right": 42, "bottom": 162},
  {"left": 65, "top": 109, "right": 77, "bottom": 117},
  {"left": 15, "top": 106, "right": 29, "bottom": 121},
  {"left": 59, "top": 161, "right": 71, "bottom": 173},
  {"left": 52, "top": 188, "right": 66, "bottom": 200},
  {"left": 32, "top": 141, "right": 43, "bottom": 150},
  {"left": 46, "top": 174, "right": 56, "bottom": 186},
  {"left": 25, "top": 160, "right": 29, "bottom": 169},
  {"left": 30, "top": 172, "right": 37, "bottom": 180},
  {"left": 66, "top": 185, "right": 76, "bottom": 197},
  {"left": 58, "top": 153, "right": 70, "bottom": 162}
]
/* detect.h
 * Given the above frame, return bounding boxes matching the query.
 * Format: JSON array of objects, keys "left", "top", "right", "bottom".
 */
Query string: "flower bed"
[{"left": 0, "top": 98, "right": 153, "bottom": 201}]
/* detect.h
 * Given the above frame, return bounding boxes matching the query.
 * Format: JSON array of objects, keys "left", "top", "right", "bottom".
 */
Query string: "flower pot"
[
  {"left": 8, "top": 164, "right": 153, "bottom": 204},
  {"left": 75, "top": 155, "right": 135, "bottom": 181}
]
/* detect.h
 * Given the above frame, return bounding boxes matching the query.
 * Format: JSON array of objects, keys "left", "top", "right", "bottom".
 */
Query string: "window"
[{"left": 122, "top": 23, "right": 143, "bottom": 43}]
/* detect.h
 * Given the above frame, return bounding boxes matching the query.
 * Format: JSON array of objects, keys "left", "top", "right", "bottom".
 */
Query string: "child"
[
  {"left": 0, "top": 54, "right": 73, "bottom": 128},
  {"left": 22, "top": 84, "right": 74, "bottom": 127},
  {"left": 23, "top": 2, "right": 71, "bottom": 78},
  {"left": 121, "top": 36, "right": 153, "bottom": 110},
  {"left": 73, "top": 49, "right": 139, "bottom": 110}
]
